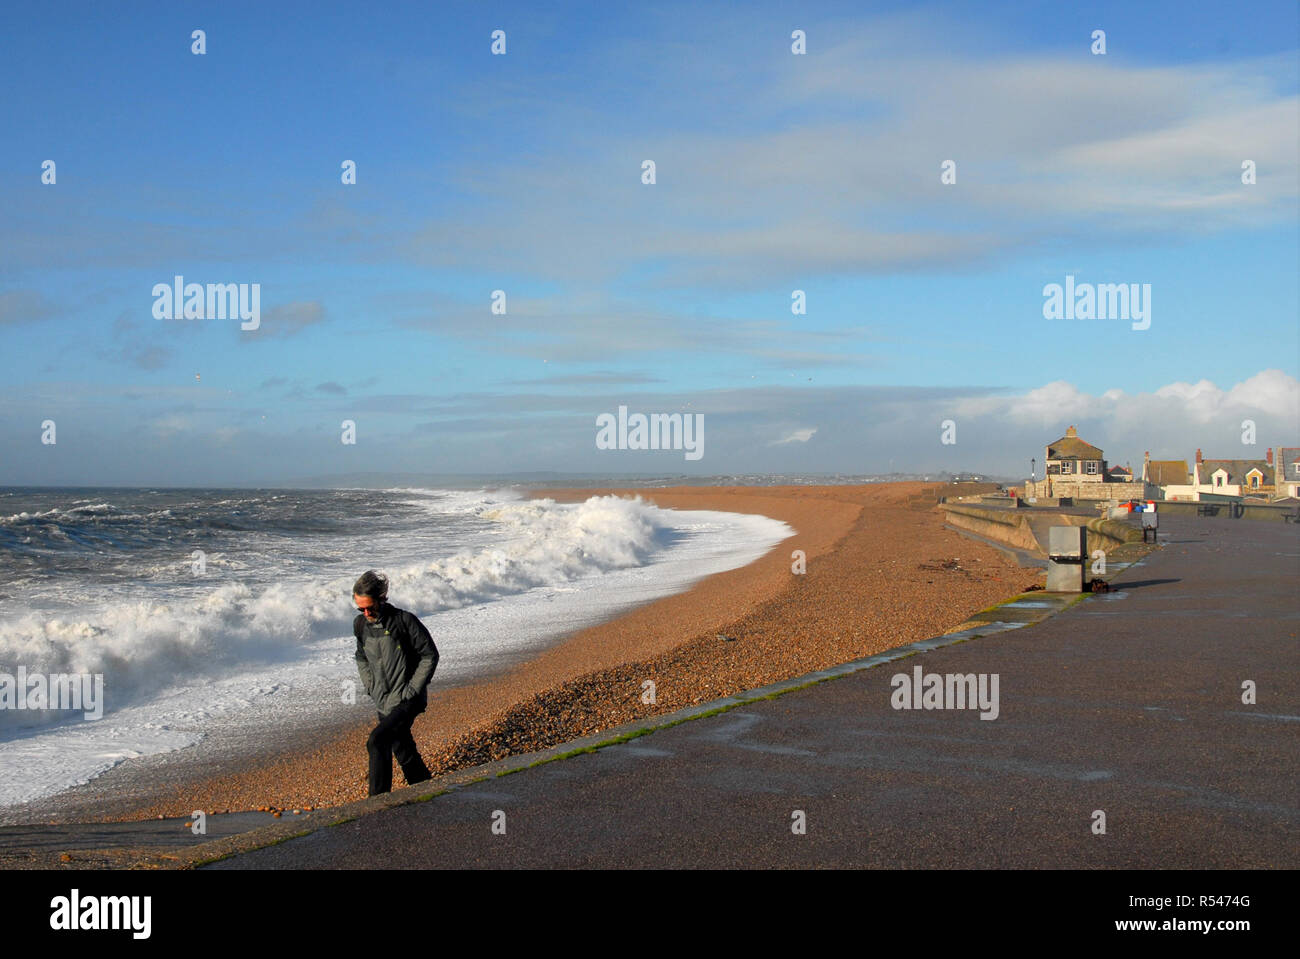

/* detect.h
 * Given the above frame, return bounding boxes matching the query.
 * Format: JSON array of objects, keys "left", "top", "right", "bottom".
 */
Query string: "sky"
[{"left": 1, "top": 0, "right": 1297, "bottom": 485}]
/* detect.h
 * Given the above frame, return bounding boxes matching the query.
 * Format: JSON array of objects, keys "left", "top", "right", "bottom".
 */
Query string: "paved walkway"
[{"left": 203, "top": 516, "right": 1298, "bottom": 869}]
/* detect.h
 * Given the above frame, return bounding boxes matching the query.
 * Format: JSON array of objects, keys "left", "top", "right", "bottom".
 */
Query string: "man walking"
[{"left": 351, "top": 570, "right": 438, "bottom": 795}]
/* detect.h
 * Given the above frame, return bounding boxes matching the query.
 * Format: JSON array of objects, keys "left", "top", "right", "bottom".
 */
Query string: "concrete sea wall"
[
  {"left": 940, "top": 504, "right": 1144, "bottom": 555},
  {"left": 940, "top": 504, "right": 1043, "bottom": 554}
]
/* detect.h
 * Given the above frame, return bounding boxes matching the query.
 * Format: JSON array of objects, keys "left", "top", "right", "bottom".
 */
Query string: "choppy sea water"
[{"left": 0, "top": 486, "right": 791, "bottom": 809}]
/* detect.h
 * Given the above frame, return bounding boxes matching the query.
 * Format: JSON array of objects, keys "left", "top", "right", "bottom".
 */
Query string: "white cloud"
[
  {"left": 398, "top": 38, "right": 1297, "bottom": 288},
  {"left": 953, "top": 369, "right": 1298, "bottom": 465},
  {"left": 772, "top": 427, "right": 818, "bottom": 445},
  {"left": 5, "top": 369, "right": 1295, "bottom": 484},
  {"left": 150, "top": 414, "right": 191, "bottom": 438}
]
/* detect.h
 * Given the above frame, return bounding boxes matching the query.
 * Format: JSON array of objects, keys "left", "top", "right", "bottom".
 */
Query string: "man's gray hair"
[{"left": 352, "top": 570, "right": 388, "bottom": 602}]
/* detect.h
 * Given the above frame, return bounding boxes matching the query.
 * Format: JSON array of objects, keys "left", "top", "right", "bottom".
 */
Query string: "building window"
[
  {"left": 1215, "top": 475, "right": 1224, "bottom": 487},
  {"left": 1250, "top": 475, "right": 1259, "bottom": 488},
  {"left": 1060, "top": 461, "right": 1073, "bottom": 474},
  {"left": 1086, "top": 461, "right": 1098, "bottom": 474}
]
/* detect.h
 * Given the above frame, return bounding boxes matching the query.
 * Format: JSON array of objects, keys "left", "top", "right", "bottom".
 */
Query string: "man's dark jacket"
[{"left": 353, "top": 603, "right": 439, "bottom": 716}]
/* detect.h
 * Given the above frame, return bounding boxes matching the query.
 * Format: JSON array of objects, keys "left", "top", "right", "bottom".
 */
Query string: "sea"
[{"left": 0, "top": 486, "right": 792, "bottom": 812}]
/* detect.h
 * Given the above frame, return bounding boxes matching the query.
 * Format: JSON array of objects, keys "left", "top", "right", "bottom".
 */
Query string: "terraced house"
[
  {"left": 1276, "top": 447, "right": 1300, "bottom": 500},
  {"left": 1143, "top": 454, "right": 1193, "bottom": 500},
  {"left": 1191, "top": 448, "right": 1275, "bottom": 498}
]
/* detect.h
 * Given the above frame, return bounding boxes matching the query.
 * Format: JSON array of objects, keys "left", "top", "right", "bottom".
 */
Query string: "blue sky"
[{"left": 2, "top": 0, "right": 1297, "bottom": 484}]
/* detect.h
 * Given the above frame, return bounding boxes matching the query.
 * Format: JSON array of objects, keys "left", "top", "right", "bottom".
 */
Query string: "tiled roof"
[
  {"left": 1278, "top": 447, "right": 1300, "bottom": 482},
  {"left": 1146, "top": 460, "right": 1189, "bottom": 486},
  {"left": 1047, "top": 435, "right": 1103, "bottom": 459},
  {"left": 1200, "top": 459, "right": 1273, "bottom": 486}
]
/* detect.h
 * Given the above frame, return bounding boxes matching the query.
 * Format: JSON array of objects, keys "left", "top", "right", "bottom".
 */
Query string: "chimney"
[
  {"left": 1195, "top": 448, "right": 1203, "bottom": 464},
  {"left": 1065, "top": 425, "right": 1077, "bottom": 438},
  {"left": 1267, "top": 447, "right": 1273, "bottom": 465}
]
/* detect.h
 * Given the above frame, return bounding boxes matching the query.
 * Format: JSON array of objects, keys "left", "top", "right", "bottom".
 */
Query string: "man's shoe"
[{"left": 402, "top": 765, "right": 432, "bottom": 786}]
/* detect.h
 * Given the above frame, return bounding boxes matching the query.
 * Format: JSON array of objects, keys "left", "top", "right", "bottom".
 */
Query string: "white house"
[{"left": 1192, "top": 448, "right": 1274, "bottom": 498}]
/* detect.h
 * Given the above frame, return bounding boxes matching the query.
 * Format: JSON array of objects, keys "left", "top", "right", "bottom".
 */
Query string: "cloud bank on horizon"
[
  {"left": 4, "top": 369, "right": 1295, "bottom": 486},
  {"left": 0, "top": 1, "right": 1296, "bottom": 485}
]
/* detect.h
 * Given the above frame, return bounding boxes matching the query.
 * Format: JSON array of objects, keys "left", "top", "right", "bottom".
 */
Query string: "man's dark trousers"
[{"left": 367, "top": 698, "right": 431, "bottom": 796}]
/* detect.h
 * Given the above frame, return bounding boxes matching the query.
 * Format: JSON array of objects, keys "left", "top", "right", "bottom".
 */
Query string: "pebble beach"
[{"left": 22, "top": 482, "right": 1040, "bottom": 824}]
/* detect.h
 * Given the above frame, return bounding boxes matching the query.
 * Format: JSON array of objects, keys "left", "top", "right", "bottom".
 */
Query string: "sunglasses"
[{"left": 355, "top": 601, "right": 385, "bottom": 615}]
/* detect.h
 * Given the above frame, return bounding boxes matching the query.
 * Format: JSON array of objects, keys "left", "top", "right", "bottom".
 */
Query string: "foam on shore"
[{"left": 0, "top": 495, "right": 790, "bottom": 812}]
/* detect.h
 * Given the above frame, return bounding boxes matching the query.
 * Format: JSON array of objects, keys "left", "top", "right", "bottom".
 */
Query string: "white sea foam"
[
  {"left": 0, "top": 492, "right": 791, "bottom": 809},
  {"left": 0, "top": 494, "right": 663, "bottom": 731}
]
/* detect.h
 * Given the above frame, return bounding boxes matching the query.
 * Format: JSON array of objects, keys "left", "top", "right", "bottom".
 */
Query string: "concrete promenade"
[{"left": 202, "top": 516, "right": 1298, "bottom": 869}]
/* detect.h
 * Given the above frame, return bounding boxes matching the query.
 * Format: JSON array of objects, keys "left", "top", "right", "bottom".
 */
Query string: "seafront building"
[
  {"left": 1277, "top": 447, "right": 1300, "bottom": 499},
  {"left": 1023, "top": 428, "right": 1299, "bottom": 504},
  {"left": 1145, "top": 455, "right": 1193, "bottom": 500},
  {"left": 1192, "top": 448, "right": 1274, "bottom": 497},
  {"left": 1157, "top": 448, "right": 1280, "bottom": 501},
  {"left": 1022, "top": 426, "right": 1144, "bottom": 501}
]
